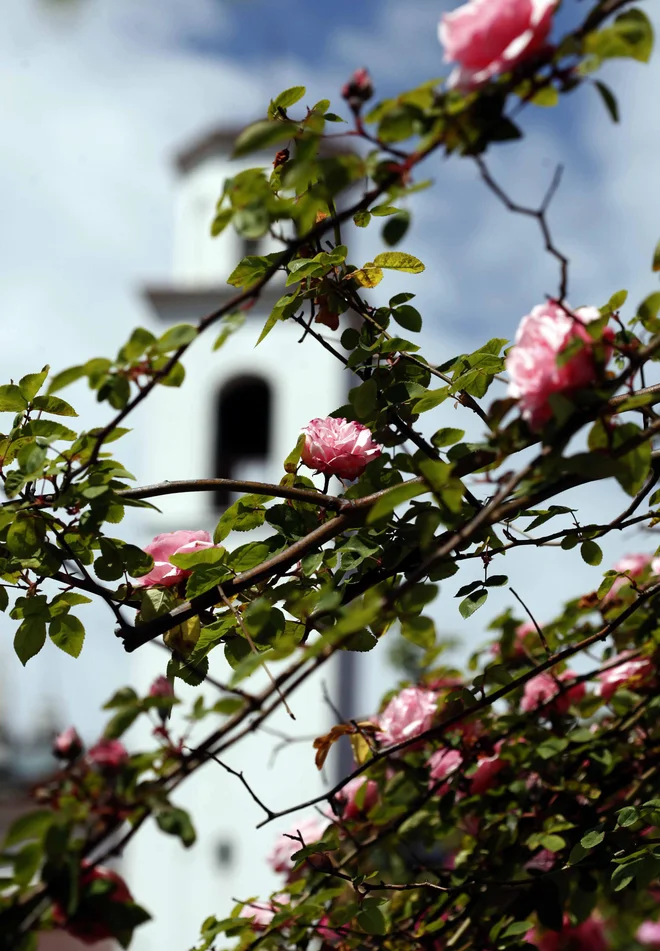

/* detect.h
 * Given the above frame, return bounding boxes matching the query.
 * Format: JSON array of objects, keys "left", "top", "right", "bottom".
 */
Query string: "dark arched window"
[{"left": 213, "top": 375, "right": 271, "bottom": 509}]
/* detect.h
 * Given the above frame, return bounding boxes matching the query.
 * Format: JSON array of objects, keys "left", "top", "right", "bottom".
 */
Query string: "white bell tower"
[{"left": 125, "top": 126, "right": 357, "bottom": 951}]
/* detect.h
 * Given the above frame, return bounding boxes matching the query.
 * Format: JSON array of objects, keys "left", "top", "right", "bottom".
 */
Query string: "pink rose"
[
  {"left": 428, "top": 748, "right": 463, "bottom": 794},
  {"left": 317, "top": 914, "right": 345, "bottom": 946},
  {"left": 301, "top": 417, "right": 381, "bottom": 481},
  {"left": 521, "top": 670, "right": 585, "bottom": 714},
  {"left": 149, "top": 675, "right": 175, "bottom": 698},
  {"left": 526, "top": 914, "right": 608, "bottom": 951},
  {"left": 336, "top": 776, "right": 378, "bottom": 820},
  {"left": 439, "top": 0, "right": 556, "bottom": 90},
  {"left": 137, "top": 530, "right": 215, "bottom": 587},
  {"left": 599, "top": 652, "right": 654, "bottom": 701},
  {"left": 469, "top": 747, "right": 505, "bottom": 795},
  {"left": 239, "top": 894, "right": 289, "bottom": 931},
  {"left": 605, "top": 553, "right": 653, "bottom": 599},
  {"left": 377, "top": 685, "right": 439, "bottom": 748},
  {"left": 267, "top": 816, "right": 328, "bottom": 875},
  {"left": 88, "top": 738, "right": 129, "bottom": 771},
  {"left": 638, "top": 922, "right": 660, "bottom": 947},
  {"left": 506, "top": 302, "right": 612, "bottom": 430},
  {"left": 53, "top": 726, "right": 83, "bottom": 762}
]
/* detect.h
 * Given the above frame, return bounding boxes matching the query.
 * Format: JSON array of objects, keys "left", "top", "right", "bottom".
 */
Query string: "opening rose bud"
[
  {"left": 53, "top": 726, "right": 84, "bottom": 762},
  {"left": 301, "top": 417, "right": 381, "bottom": 482},
  {"left": 137, "top": 530, "right": 216, "bottom": 588},
  {"left": 87, "top": 737, "right": 129, "bottom": 771},
  {"left": 341, "top": 67, "right": 374, "bottom": 110}
]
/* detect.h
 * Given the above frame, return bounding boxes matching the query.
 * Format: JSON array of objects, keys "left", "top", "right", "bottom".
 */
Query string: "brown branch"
[{"left": 118, "top": 478, "right": 342, "bottom": 510}]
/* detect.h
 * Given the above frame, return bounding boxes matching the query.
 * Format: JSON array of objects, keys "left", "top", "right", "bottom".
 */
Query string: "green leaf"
[
  {"left": 352, "top": 263, "right": 384, "bottom": 288},
  {"left": 49, "top": 614, "right": 85, "bottom": 658},
  {"left": 227, "top": 254, "right": 277, "bottom": 291},
  {"left": 211, "top": 207, "right": 233, "bottom": 237},
  {"left": 156, "top": 323, "right": 197, "bottom": 353},
  {"left": 431, "top": 427, "right": 465, "bottom": 448},
  {"left": 617, "top": 806, "right": 640, "bottom": 827},
  {"left": 14, "top": 617, "right": 47, "bottom": 665},
  {"left": 594, "top": 81, "right": 619, "bottom": 122},
  {"left": 401, "top": 615, "right": 435, "bottom": 649},
  {"left": 7, "top": 513, "right": 46, "bottom": 557},
  {"left": 353, "top": 210, "right": 371, "bottom": 228},
  {"left": 580, "top": 830, "right": 605, "bottom": 849},
  {"left": 19, "top": 366, "right": 49, "bottom": 402},
  {"left": 31, "top": 394, "right": 78, "bottom": 417},
  {"left": 213, "top": 312, "right": 245, "bottom": 351},
  {"left": 4, "top": 810, "right": 54, "bottom": 847},
  {"left": 349, "top": 378, "right": 378, "bottom": 421},
  {"left": 0, "top": 384, "right": 27, "bottom": 412},
  {"left": 413, "top": 387, "right": 449, "bottom": 413},
  {"left": 104, "top": 705, "right": 140, "bottom": 739},
  {"left": 156, "top": 806, "right": 197, "bottom": 847},
  {"left": 585, "top": 9, "right": 654, "bottom": 63},
  {"left": 367, "top": 482, "right": 427, "bottom": 523},
  {"left": 233, "top": 119, "right": 299, "bottom": 158},
  {"left": 47, "top": 364, "right": 86, "bottom": 394},
  {"left": 373, "top": 251, "right": 425, "bottom": 274},
  {"left": 392, "top": 304, "right": 422, "bottom": 333},
  {"left": 273, "top": 85, "right": 306, "bottom": 110},
  {"left": 459, "top": 589, "right": 487, "bottom": 619},
  {"left": 382, "top": 212, "right": 410, "bottom": 247},
  {"left": 356, "top": 900, "right": 386, "bottom": 936},
  {"left": 580, "top": 539, "right": 603, "bottom": 566},
  {"left": 653, "top": 239, "right": 660, "bottom": 273}
]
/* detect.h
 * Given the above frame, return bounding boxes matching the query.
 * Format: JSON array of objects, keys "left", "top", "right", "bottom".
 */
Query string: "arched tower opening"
[{"left": 212, "top": 374, "right": 271, "bottom": 509}]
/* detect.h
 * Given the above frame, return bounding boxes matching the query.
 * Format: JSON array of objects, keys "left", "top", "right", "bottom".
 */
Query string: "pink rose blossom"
[
  {"left": 301, "top": 417, "right": 381, "bottom": 481},
  {"left": 428, "top": 748, "right": 463, "bottom": 794},
  {"left": 506, "top": 302, "right": 612, "bottom": 430},
  {"left": 137, "top": 530, "right": 215, "bottom": 588},
  {"left": 149, "top": 675, "right": 175, "bottom": 698},
  {"left": 239, "top": 894, "right": 289, "bottom": 931},
  {"left": 317, "top": 914, "right": 345, "bottom": 946},
  {"left": 53, "top": 726, "right": 83, "bottom": 762},
  {"left": 337, "top": 776, "right": 378, "bottom": 820},
  {"left": 87, "top": 738, "right": 129, "bottom": 770},
  {"left": 267, "top": 816, "right": 328, "bottom": 875},
  {"left": 605, "top": 553, "right": 653, "bottom": 599},
  {"left": 378, "top": 686, "right": 439, "bottom": 748},
  {"left": 439, "top": 0, "right": 556, "bottom": 90},
  {"left": 638, "top": 922, "right": 660, "bottom": 947},
  {"left": 599, "top": 652, "right": 654, "bottom": 701},
  {"left": 521, "top": 670, "right": 585, "bottom": 715},
  {"left": 470, "top": 747, "right": 505, "bottom": 795},
  {"left": 526, "top": 914, "right": 608, "bottom": 951}
]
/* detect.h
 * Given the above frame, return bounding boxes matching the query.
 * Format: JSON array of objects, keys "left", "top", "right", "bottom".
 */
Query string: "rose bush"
[{"left": 0, "top": 0, "right": 658, "bottom": 948}]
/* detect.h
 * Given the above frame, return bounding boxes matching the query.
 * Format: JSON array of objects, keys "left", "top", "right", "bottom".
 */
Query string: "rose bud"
[{"left": 53, "top": 726, "right": 84, "bottom": 762}]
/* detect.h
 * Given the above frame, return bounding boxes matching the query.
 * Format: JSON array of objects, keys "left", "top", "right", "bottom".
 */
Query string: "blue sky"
[{"left": 0, "top": 0, "right": 659, "bottom": 740}]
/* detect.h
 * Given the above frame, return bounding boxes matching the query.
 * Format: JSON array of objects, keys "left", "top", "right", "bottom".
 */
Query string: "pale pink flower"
[
  {"left": 638, "top": 921, "right": 660, "bottom": 947},
  {"left": 377, "top": 686, "right": 439, "bottom": 748},
  {"left": 470, "top": 746, "right": 505, "bottom": 795},
  {"left": 525, "top": 849, "right": 556, "bottom": 873},
  {"left": 53, "top": 726, "right": 83, "bottom": 761},
  {"left": 301, "top": 417, "right": 381, "bottom": 481},
  {"left": 521, "top": 670, "right": 585, "bottom": 715},
  {"left": 149, "top": 675, "right": 175, "bottom": 698},
  {"left": 526, "top": 914, "right": 608, "bottom": 951},
  {"left": 599, "top": 652, "right": 654, "bottom": 701},
  {"left": 605, "top": 553, "right": 653, "bottom": 599},
  {"left": 317, "top": 915, "right": 345, "bottom": 946},
  {"left": 506, "top": 302, "right": 612, "bottom": 429},
  {"left": 336, "top": 776, "right": 378, "bottom": 820},
  {"left": 267, "top": 816, "right": 328, "bottom": 875},
  {"left": 87, "top": 738, "right": 128, "bottom": 770},
  {"left": 428, "top": 748, "right": 463, "bottom": 794},
  {"left": 137, "top": 530, "right": 215, "bottom": 587},
  {"left": 239, "top": 894, "right": 289, "bottom": 931},
  {"left": 439, "top": 0, "right": 556, "bottom": 90}
]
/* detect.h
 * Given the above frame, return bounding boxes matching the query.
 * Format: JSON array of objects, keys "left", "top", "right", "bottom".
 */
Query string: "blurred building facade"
[{"left": 125, "top": 127, "right": 356, "bottom": 951}]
